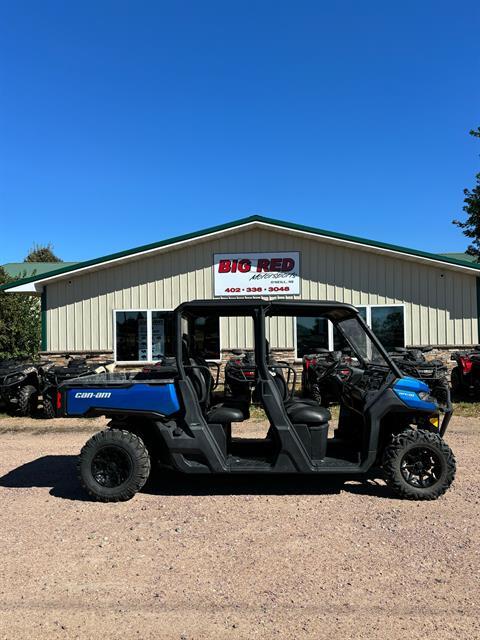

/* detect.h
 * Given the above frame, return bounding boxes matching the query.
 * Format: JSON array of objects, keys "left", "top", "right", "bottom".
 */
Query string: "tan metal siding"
[{"left": 45, "top": 227, "right": 479, "bottom": 352}]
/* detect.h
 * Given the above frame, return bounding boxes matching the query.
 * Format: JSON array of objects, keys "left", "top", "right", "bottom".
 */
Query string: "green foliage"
[
  {"left": 24, "top": 242, "right": 63, "bottom": 263},
  {"left": 0, "top": 267, "right": 41, "bottom": 359},
  {"left": 453, "top": 128, "right": 480, "bottom": 260}
]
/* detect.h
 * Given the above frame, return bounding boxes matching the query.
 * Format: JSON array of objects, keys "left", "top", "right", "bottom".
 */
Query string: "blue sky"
[{"left": 0, "top": 0, "right": 479, "bottom": 263}]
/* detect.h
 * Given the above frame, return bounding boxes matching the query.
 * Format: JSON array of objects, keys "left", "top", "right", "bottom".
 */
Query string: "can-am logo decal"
[
  {"left": 74, "top": 392, "right": 112, "bottom": 399},
  {"left": 214, "top": 252, "right": 300, "bottom": 296}
]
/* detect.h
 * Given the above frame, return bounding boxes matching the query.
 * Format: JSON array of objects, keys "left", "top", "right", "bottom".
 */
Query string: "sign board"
[{"left": 214, "top": 252, "right": 300, "bottom": 297}]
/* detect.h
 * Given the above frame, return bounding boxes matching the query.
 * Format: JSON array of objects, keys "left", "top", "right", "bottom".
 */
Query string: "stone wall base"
[
  {"left": 40, "top": 351, "right": 114, "bottom": 366},
  {"left": 40, "top": 346, "right": 463, "bottom": 374}
]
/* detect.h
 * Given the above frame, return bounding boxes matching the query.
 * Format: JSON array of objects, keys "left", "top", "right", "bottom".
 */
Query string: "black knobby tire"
[
  {"left": 450, "top": 367, "right": 461, "bottom": 394},
  {"left": 78, "top": 429, "right": 151, "bottom": 502},
  {"left": 17, "top": 385, "right": 38, "bottom": 417},
  {"left": 311, "top": 384, "right": 322, "bottom": 404},
  {"left": 42, "top": 394, "right": 56, "bottom": 419},
  {"left": 382, "top": 429, "right": 456, "bottom": 500}
]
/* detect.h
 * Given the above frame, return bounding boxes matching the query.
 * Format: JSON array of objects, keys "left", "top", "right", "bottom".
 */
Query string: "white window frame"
[
  {"left": 113, "top": 309, "right": 173, "bottom": 364},
  {"left": 366, "top": 303, "right": 406, "bottom": 351},
  {"left": 294, "top": 303, "right": 406, "bottom": 359},
  {"left": 113, "top": 309, "right": 222, "bottom": 364}
]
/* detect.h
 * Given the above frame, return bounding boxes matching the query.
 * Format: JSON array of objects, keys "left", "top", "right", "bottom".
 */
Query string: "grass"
[
  {"left": 249, "top": 402, "right": 340, "bottom": 421},
  {"left": 451, "top": 401, "right": 480, "bottom": 418}
]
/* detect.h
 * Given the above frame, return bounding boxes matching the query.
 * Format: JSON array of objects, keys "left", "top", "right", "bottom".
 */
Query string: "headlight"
[
  {"left": 5, "top": 373, "right": 24, "bottom": 384},
  {"left": 418, "top": 391, "right": 431, "bottom": 401}
]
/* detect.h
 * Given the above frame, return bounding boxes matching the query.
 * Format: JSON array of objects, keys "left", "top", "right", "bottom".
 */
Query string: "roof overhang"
[{"left": 2, "top": 215, "right": 480, "bottom": 293}]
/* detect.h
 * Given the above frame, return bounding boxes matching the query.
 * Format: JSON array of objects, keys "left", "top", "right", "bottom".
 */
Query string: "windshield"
[{"left": 336, "top": 316, "right": 391, "bottom": 367}]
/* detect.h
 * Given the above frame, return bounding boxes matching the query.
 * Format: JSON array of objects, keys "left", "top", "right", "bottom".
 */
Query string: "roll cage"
[{"left": 174, "top": 299, "right": 403, "bottom": 379}]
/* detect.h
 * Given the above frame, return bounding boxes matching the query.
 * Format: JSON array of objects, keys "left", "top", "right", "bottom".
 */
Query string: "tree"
[
  {"left": 24, "top": 242, "right": 62, "bottom": 263},
  {"left": 0, "top": 243, "right": 64, "bottom": 359},
  {"left": 0, "top": 267, "right": 41, "bottom": 359},
  {"left": 453, "top": 127, "right": 480, "bottom": 260}
]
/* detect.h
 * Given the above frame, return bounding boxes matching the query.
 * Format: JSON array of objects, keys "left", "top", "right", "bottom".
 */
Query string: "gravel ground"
[{"left": 0, "top": 415, "right": 478, "bottom": 640}]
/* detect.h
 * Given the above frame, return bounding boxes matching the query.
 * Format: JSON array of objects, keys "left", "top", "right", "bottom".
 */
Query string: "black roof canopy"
[{"left": 176, "top": 299, "right": 359, "bottom": 321}]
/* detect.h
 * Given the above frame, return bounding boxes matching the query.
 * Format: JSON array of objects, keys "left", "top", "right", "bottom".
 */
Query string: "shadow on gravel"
[
  {"left": 0, "top": 455, "right": 88, "bottom": 501},
  {"left": 0, "top": 455, "right": 396, "bottom": 501}
]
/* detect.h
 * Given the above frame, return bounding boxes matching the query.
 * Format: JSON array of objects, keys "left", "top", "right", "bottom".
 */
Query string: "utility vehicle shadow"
[
  {"left": 0, "top": 455, "right": 87, "bottom": 501},
  {"left": 0, "top": 455, "right": 396, "bottom": 501}
]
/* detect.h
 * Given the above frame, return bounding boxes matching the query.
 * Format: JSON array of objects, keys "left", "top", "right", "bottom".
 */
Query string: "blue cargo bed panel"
[{"left": 64, "top": 381, "right": 180, "bottom": 417}]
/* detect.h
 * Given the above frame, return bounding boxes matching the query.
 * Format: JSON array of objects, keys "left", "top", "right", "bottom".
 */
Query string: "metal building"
[{"left": 2, "top": 215, "right": 479, "bottom": 365}]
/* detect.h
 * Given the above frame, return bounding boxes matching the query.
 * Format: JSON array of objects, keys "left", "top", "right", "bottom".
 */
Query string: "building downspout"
[{"left": 41, "top": 288, "right": 47, "bottom": 351}]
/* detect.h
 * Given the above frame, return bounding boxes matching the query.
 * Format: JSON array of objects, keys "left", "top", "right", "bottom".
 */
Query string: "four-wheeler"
[
  {"left": 0, "top": 359, "right": 48, "bottom": 416},
  {"left": 450, "top": 347, "right": 480, "bottom": 398},
  {"left": 301, "top": 348, "right": 353, "bottom": 406},
  {"left": 224, "top": 347, "right": 296, "bottom": 404},
  {"left": 224, "top": 349, "right": 257, "bottom": 399},
  {"left": 40, "top": 356, "right": 115, "bottom": 418},
  {"left": 56, "top": 300, "right": 456, "bottom": 503},
  {"left": 388, "top": 347, "right": 448, "bottom": 389},
  {"left": 388, "top": 347, "right": 452, "bottom": 425}
]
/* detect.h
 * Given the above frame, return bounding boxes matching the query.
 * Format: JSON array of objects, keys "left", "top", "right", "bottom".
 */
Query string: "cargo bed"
[{"left": 58, "top": 370, "right": 180, "bottom": 418}]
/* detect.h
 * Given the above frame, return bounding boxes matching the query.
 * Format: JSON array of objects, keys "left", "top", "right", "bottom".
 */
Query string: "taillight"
[
  {"left": 460, "top": 356, "right": 473, "bottom": 374},
  {"left": 56, "top": 391, "right": 62, "bottom": 410},
  {"left": 305, "top": 357, "right": 317, "bottom": 370}
]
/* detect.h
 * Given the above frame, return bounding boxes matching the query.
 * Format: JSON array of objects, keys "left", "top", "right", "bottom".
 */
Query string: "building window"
[
  {"left": 115, "top": 311, "right": 149, "bottom": 362},
  {"left": 370, "top": 306, "right": 404, "bottom": 353},
  {"left": 296, "top": 317, "right": 329, "bottom": 358},
  {"left": 296, "top": 305, "right": 404, "bottom": 357},
  {"left": 152, "top": 311, "right": 175, "bottom": 359},
  {"left": 114, "top": 310, "right": 220, "bottom": 362},
  {"left": 188, "top": 315, "right": 221, "bottom": 360}
]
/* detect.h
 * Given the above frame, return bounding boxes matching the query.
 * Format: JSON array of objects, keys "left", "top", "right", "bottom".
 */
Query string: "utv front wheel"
[
  {"left": 382, "top": 429, "right": 456, "bottom": 500},
  {"left": 78, "top": 429, "right": 151, "bottom": 502},
  {"left": 17, "top": 385, "right": 38, "bottom": 417}
]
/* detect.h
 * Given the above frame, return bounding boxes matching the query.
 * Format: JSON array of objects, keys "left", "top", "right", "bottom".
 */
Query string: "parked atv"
[
  {"left": 39, "top": 356, "right": 115, "bottom": 418},
  {"left": 388, "top": 347, "right": 447, "bottom": 389},
  {"left": 0, "top": 359, "right": 48, "bottom": 416},
  {"left": 225, "top": 348, "right": 296, "bottom": 403},
  {"left": 450, "top": 347, "right": 480, "bottom": 398},
  {"left": 301, "top": 348, "right": 352, "bottom": 406},
  {"left": 388, "top": 347, "right": 451, "bottom": 423},
  {"left": 224, "top": 349, "right": 257, "bottom": 399}
]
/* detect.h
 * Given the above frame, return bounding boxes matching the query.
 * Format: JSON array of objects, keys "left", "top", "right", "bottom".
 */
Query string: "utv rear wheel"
[
  {"left": 78, "top": 429, "right": 151, "bottom": 502},
  {"left": 17, "top": 385, "right": 38, "bottom": 417},
  {"left": 382, "top": 429, "right": 455, "bottom": 500}
]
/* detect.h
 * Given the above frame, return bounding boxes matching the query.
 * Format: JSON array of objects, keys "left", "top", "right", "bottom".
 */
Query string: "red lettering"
[
  {"left": 219, "top": 260, "right": 231, "bottom": 273},
  {"left": 238, "top": 259, "right": 251, "bottom": 273},
  {"left": 256, "top": 259, "right": 270, "bottom": 272},
  {"left": 282, "top": 258, "right": 294, "bottom": 272},
  {"left": 270, "top": 258, "right": 282, "bottom": 271}
]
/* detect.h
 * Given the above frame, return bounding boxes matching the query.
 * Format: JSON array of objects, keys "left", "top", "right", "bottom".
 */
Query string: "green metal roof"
[
  {"left": 2, "top": 262, "right": 78, "bottom": 279},
  {"left": 1, "top": 215, "right": 480, "bottom": 292},
  {"left": 439, "top": 252, "right": 478, "bottom": 263}
]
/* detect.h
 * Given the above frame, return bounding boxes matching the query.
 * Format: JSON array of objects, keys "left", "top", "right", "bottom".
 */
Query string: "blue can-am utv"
[{"left": 57, "top": 300, "right": 456, "bottom": 502}]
